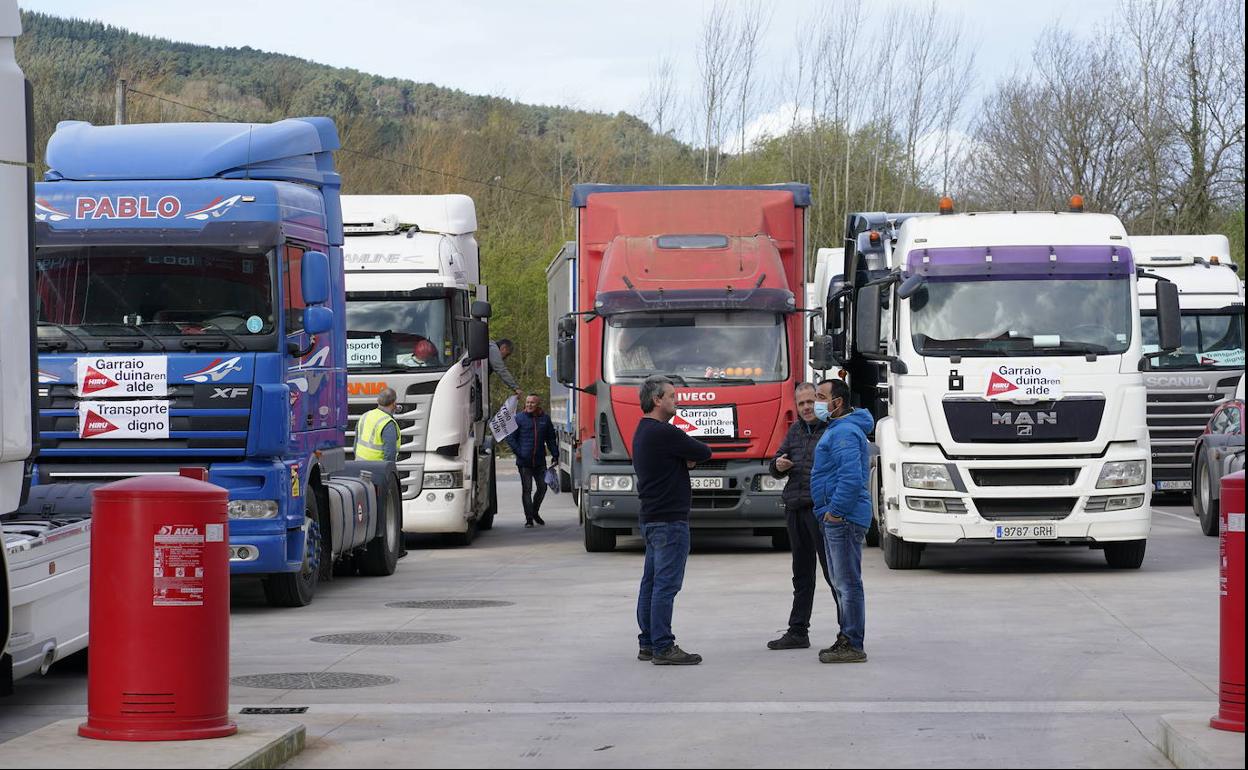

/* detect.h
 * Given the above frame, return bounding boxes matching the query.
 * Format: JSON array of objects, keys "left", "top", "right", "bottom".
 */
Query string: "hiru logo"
[
  {"left": 211, "top": 387, "right": 250, "bottom": 399},
  {"left": 993, "top": 411, "right": 1057, "bottom": 437}
]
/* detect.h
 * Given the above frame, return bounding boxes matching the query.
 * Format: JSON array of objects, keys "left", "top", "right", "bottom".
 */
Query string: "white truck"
[
  {"left": 2, "top": 1, "right": 91, "bottom": 693},
  {"left": 1132, "top": 235, "right": 1244, "bottom": 496},
  {"left": 341, "top": 195, "right": 496, "bottom": 546},
  {"left": 808, "top": 247, "right": 844, "bottom": 384},
  {"left": 817, "top": 205, "right": 1182, "bottom": 570}
]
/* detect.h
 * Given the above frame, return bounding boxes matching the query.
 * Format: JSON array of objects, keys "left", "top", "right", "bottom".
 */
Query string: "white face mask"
[{"left": 813, "top": 401, "right": 831, "bottom": 422}]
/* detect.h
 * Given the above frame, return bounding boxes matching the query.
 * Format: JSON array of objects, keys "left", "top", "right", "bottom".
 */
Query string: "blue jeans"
[
  {"left": 637, "top": 521, "right": 691, "bottom": 653},
  {"left": 821, "top": 515, "right": 867, "bottom": 650}
]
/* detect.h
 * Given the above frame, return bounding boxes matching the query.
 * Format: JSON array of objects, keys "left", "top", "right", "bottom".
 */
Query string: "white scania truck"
[
  {"left": 817, "top": 203, "right": 1182, "bottom": 570},
  {"left": 2, "top": 1, "right": 91, "bottom": 693},
  {"left": 1131, "top": 235, "right": 1244, "bottom": 496},
  {"left": 342, "top": 195, "right": 496, "bottom": 546}
]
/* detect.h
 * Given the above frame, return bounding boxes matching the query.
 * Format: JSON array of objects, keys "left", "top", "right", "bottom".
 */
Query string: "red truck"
[{"left": 548, "top": 184, "right": 812, "bottom": 551}]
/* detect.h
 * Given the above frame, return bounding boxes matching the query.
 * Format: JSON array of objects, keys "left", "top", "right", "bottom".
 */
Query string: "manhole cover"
[
  {"left": 387, "top": 599, "right": 515, "bottom": 609},
  {"left": 231, "top": 673, "right": 397, "bottom": 690},
  {"left": 311, "top": 631, "right": 459, "bottom": 645}
]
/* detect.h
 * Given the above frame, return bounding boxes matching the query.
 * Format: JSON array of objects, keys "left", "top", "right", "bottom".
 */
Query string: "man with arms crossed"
[{"left": 632, "top": 375, "right": 712, "bottom": 665}]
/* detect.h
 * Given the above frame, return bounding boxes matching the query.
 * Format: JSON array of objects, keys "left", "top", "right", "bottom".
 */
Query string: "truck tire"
[
  {"left": 1103, "top": 539, "right": 1147, "bottom": 569},
  {"left": 263, "top": 494, "right": 322, "bottom": 607},
  {"left": 584, "top": 521, "right": 617, "bottom": 552},
  {"left": 445, "top": 519, "right": 477, "bottom": 547},
  {"left": 880, "top": 511, "right": 922, "bottom": 569},
  {"left": 477, "top": 455, "right": 498, "bottom": 531},
  {"left": 559, "top": 469, "right": 572, "bottom": 493},
  {"left": 359, "top": 473, "right": 402, "bottom": 576},
  {"left": 1194, "top": 452, "right": 1219, "bottom": 537},
  {"left": 866, "top": 473, "right": 882, "bottom": 547}
]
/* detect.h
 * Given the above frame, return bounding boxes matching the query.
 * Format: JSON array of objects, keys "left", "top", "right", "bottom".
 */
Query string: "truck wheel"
[
  {"left": 865, "top": 472, "right": 881, "bottom": 547},
  {"left": 880, "top": 511, "right": 922, "bottom": 570},
  {"left": 584, "top": 521, "right": 617, "bottom": 552},
  {"left": 445, "top": 519, "right": 477, "bottom": 547},
  {"left": 263, "top": 495, "right": 322, "bottom": 607},
  {"left": 559, "top": 469, "right": 572, "bottom": 493},
  {"left": 1194, "top": 452, "right": 1219, "bottom": 537},
  {"left": 770, "top": 528, "right": 791, "bottom": 551},
  {"left": 359, "top": 473, "right": 402, "bottom": 576},
  {"left": 478, "top": 455, "right": 498, "bottom": 531},
  {"left": 1103, "top": 539, "right": 1147, "bottom": 569}
]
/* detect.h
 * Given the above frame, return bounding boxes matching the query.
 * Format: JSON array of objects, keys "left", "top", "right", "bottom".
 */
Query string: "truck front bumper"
[
  {"left": 401, "top": 488, "right": 473, "bottom": 534},
  {"left": 582, "top": 460, "right": 787, "bottom": 530}
]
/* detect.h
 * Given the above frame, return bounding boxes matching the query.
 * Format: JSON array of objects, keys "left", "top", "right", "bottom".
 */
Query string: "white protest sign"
[
  {"left": 672, "top": 406, "right": 736, "bottom": 437},
  {"left": 347, "top": 338, "right": 382, "bottom": 367},
  {"left": 489, "top": 395, "right": 519, "bottom": 442},
  {"left": 79, "top": 400, "right": 171, "bottom": 439},
  {"left": 985, "top": 365, "right": 1063, "bottom": 401},
  {"left": 77, "top": 356, "right": 168, "bottom": 397}
]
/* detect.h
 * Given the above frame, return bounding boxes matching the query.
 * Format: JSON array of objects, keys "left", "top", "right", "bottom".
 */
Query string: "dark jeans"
[
  {"left": 517, "top": 465, "right": 547, "bottom": 522},
  {"left": 637, "top": 520, "right": 691, "bottom": 653},
  {"left": 785, "top": 505, "right": 838, "bottom": 636},
  {"left": 822, "top": 515, "right": 867, "bottom": 650}
]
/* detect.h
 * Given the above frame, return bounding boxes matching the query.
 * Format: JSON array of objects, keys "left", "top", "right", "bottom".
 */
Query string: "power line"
[{"left": 125, "top": 86, "right": 566, "bottom": 203}]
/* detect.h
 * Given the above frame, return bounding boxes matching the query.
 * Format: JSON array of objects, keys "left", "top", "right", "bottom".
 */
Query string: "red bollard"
[
  {"left": 79, "top": 468, "right": 237, "bottom": 741},
  {"left": 1211, "top": 470, "right": 1245, "bottom": 733}
]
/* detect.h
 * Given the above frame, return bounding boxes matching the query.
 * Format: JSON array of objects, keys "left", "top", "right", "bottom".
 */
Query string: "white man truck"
[
  {"left": 2, "top": 1, "right": 91, "bottom": 693},
  {"left": 1132, "top": 235, "right": 1244, "bottom": 497},
  {"left": 342, "top": 195, "right": 496, "bottom": 546},
  {"left": 817, "top": 204, "right": 1182, "bottom": 569}
]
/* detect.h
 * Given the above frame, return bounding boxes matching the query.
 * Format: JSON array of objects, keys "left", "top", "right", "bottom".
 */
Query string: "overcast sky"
[{"left": 22, "top": 0, "right": 1121, "bottom": 132}]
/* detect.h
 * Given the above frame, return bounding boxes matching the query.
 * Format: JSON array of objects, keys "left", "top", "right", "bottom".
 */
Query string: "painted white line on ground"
[{"left": 1153, "top": 509, "right": 1198, "bottom": 524}]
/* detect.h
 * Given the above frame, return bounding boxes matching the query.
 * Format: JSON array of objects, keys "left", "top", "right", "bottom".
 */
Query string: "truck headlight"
[
  {"left": 423, "top": 471, "right": 463, "bottom": 489},
  {"left": 590, "top": 474, "right": 635, "bottom": 492},
  {"left": 1096, "top": 461, "right": 1146, "bottom": 489},
  {"left": 228, "top": 500, "right": 279, "bottom": 519},
  {"left": 755, "top": 475, "right": 788, "bottom": 492},
  {"left": 902, "top": 463, "right": 956, "bottom": 491}
]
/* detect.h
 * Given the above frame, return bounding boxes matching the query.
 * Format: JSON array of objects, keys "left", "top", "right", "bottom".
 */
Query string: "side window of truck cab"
[{"left": 284, "top": 243, "right": 306, "bottom": 334}]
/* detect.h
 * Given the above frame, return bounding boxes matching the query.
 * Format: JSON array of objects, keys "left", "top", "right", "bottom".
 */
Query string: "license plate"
[
  {"left": 994, "top": 523, "right": 1057, "bottom": 540},
  {"left": 1155, "top": 480, "right": 1191, "bottom": 491},
  {"left": 690, "top": 477, "right": 724, "bottom": 490}
]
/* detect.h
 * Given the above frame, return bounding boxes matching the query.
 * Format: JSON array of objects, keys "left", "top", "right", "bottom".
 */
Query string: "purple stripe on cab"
[{"left": 906, "top": 245, "right": 1134, "bottom": 280}]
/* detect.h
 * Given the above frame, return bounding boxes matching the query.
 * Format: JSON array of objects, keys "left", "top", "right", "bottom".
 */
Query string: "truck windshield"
[
  {"left": 345, "top": 293, "right": 455, "bottom": 372},
  {"left": 910, "top": 278, "right": 1132, "bottom": 356},
  {"left": 604, "top": 311, "right": 787, "bottom": 383},
  {"left": 35, "top": 245, "right": 275, "bottom": 350},
  {"left": 1141, "top": 310, "right": 1245, "bottom": 369}
]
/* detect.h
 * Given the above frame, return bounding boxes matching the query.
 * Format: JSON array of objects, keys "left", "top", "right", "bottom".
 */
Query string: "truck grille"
[
  {"left": 692, "top": 490, "right": 743, "bottom": 510},
  {"left": 973, "top": 497, "right": 1077, "bottom": 520},
  {"left": 943, "top": 398, "right": 1105, "bottom": 443},
  {"left": 970, "top": 468, "right": 1079, "bottom": 487},
  {"left": 346, "top": 395, "right": 433, "bottom": 499},
  {"left": 1146, "top": 390, "right": 1232, "bottom": 483}
]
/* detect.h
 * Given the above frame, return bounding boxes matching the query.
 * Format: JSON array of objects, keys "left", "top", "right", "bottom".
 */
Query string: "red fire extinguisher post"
[
  {"left": 79, "top": 468, "right": 237, "bottom": 741},
  {"left": 1211, "top": 470, "right": 1245, "bottom": 733}
]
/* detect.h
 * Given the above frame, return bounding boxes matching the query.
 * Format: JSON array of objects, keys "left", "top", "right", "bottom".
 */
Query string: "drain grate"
[
  {"left": 231, "top": 673, "right": 397, "bottom": 690},
  {"left": 387, "top": 599, "right": 515, "bottom": 609},
  {"left": 239, "top": 706, "right": 309, "bottom": 715},
  {"left": 311, "top": 631, "right": 459, "bottom": 646}
]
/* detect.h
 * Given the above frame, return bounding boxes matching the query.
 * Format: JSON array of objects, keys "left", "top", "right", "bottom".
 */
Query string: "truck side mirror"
[
  {"left": 1155, "top": 280, "right": 1182, "bottom": 352},
  {"left": 556, "top": 313, "right": 576, "bottom": 386},
  {"left": 471, "top": 300, "right": 492, "bottom": 319},
  {"left": 467, "top": 319, "right": 489, "bottom": 361},
  {"left": 809, "top": 335, "right": 835, "bottom": 372},
  {"left": 897, "top": 273, "right": 925, "bottom": 300},
  {"left": 301, "top": 250, "right": 331, "bottom": 306},
  {"left": 302, "top": 306, "right": 333, "bottom": 335},
  {"left": 855, "top": 285, "right": 882, "bottom": 356}
]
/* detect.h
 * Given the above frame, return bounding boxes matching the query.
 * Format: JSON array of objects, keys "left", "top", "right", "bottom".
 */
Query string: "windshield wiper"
[
  {"left": 660, "top": 373, "right": 689, "bottom": 386},
  {"left": 180, "top": 323, "right": 245, "bottom": 351},
  {"left": 73, "top": 323, "right": 170, "bottom": 351},
  {"left": 714, "top": 377, "right": 756, "bottom": 385},
  {"left": 36, "top": 322, "right": 89, "bottom": 352}
]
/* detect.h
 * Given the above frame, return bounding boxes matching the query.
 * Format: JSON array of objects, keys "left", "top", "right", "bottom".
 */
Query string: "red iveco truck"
[{"left": 549, "top": 184, "right": 811, "bottom": 551}]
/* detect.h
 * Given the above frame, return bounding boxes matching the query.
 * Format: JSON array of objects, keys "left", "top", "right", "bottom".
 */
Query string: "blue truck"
[{"left": 22, "top": 117, "right": 463, "bottom": 606}]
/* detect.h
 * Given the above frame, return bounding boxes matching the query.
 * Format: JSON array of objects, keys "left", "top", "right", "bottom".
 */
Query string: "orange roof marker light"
[
  {"left": 868, "top": 230, "right": 882, "bottom": 246},
  {"left": 1069, "top": 194, "right": 1085, "bottom": 212},
  {"left": 938, "top": 196, "right": 955, "bottom": 215}
]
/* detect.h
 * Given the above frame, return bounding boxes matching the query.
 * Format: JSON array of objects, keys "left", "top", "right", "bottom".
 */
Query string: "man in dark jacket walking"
[
  {"left": 766, "top": 380, "right": 838, "bottom": 651},
  {"left": 505, "top": 393, "right": 558, "bottom": 527},
  {"left": 810, "top": 378, "right": 875, "bottom": 664}
]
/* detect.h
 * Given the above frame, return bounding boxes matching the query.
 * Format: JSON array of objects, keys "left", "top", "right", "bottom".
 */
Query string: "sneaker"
[
  {"left": 651, "top": 644, "right": 702, "bottom": 666},
  {"left": 767, "top": 631, "right": 811, "bottom": 650},
  {"left": 819, "top": 644, "right": 867, "bottom": 664},
  {"left": 817, "top": 633, "right": 850, "bottom": 657},
  {"left": 533, "top": 513, "right": 546, "bottom": 526},
  {"left": 524, "top": 520, "right": 534, "bottom": 528},
  {"left": 638, "top": 647, "right": 653, "bottom": 661}
]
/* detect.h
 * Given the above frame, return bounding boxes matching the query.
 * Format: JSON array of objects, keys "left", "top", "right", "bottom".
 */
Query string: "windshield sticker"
[
  {"left": 246, "top": 316, "right": 263, "bottom": 334},
  {"left": 77, "top": 356, "right": 168, "bottom": 397},
  {"left": 985, "top": 365, "right": 1063, "bottom": 401},
  {"left": 79, "top": 400, "right": 170, "bottom": 439},
  {"left": 1200, "top": 349, "right": 1245, "bottom": 366},
  {"left": 347, "top": 338, "right": 383, "bottom": 367}
]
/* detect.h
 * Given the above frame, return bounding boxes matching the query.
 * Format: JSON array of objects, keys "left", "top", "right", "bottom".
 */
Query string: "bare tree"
[
  {"left": 696, "top": 1, "right": 739, "bottom": 183},
  {"left": 642, "top": 55, "right": 680, "bottom": 182}
]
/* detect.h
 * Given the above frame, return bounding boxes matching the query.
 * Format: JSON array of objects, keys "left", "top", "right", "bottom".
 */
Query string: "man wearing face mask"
[
  {"left": 809, "top": 378, "right": 875, "bottom": 664},
  {"left": 765, "top": 380, "right": 839, "bottom": 651}
]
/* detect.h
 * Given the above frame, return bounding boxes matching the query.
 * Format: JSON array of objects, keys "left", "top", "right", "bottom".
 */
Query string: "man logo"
[{"left": 993, "top": 411, "right": 1056, "bottom": 437}]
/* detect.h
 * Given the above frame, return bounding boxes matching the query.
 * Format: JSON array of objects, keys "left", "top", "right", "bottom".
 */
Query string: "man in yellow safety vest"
[{"left": 355, "top": 388, "right": 400, "bottom": 462}]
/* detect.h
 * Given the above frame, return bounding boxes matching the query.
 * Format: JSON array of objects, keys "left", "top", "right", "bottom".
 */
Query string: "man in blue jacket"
[
  {"left": 505, "top": 393, "right": 558, "bottom": 527},
  {"left": 810, "top": 378, "right": 875, "bottom": 663}
]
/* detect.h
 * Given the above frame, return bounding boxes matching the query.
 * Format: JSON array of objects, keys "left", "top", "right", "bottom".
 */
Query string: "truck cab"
[
  {"left": 1133, "top": 234, "right": 1244, "bottom": 495},
  {"left": 341, "top": 195, "right": 495, "bottom": 545}
]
